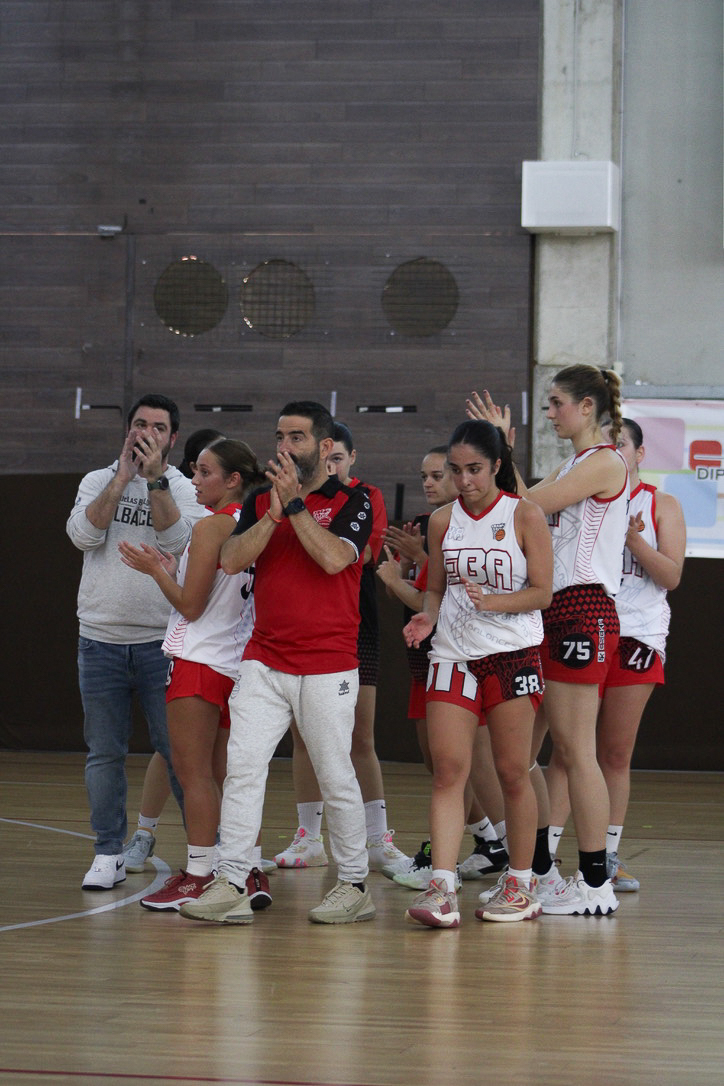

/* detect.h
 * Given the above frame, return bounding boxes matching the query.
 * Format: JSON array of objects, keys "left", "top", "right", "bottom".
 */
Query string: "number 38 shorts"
[
  {"left": 540, "top": 583, "right": 619, "bottom": 685},
  {"left": 425, "top": 645, "right": 544, "bottom": 719}
]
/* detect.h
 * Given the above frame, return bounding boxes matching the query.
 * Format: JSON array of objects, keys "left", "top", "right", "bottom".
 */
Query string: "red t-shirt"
[{"left": 233, "top": 477, "right": 373, "bottom": 675}]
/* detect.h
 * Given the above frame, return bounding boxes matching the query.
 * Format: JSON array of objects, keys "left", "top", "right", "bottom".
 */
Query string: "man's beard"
[{"left": 291, "top": 446, "right": 320, "bottom": 485}]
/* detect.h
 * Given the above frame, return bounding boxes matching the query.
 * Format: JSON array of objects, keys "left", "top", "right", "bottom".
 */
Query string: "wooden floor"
[{"left": 0, "top": 753, "right": 722, "bottom": 1086}]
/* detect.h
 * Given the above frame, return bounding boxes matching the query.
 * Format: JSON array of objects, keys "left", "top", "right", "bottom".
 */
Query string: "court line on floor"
[{"left": 0, "top": 817, "right": 171, "bottom": 933}]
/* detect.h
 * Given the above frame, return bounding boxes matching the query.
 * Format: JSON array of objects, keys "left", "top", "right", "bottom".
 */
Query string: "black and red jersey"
[{"left": 232, "top": 477, "right": 373, "bottom": 675}]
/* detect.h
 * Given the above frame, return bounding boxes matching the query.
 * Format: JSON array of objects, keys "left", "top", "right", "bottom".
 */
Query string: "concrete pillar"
[{"left": 531, "top": 0, "right": 623, "bottom": 474}]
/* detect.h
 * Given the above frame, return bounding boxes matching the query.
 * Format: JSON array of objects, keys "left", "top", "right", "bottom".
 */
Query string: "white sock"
[
  {"left": 507, "top": 867, "right": 532, "bottom": 889},
  {"left": 251, "top": 845, "right": 262, "bottom": 867},
  {"left": 186, "top": 844, "right": 215, "bottom": 877},
  {"left": 364, "top": 799, "right": 388, "bottom": 840},
  {"left": 467, "top": 817, "right": 497, "bottom": 841},
  {"left": 607, "top": 824, "right": 624, "bottom": 853},
  {"left": 549, "top": 825, "right": 565, "bottom": 856},
  {"left": 297, "top": 802, "right": 324, "bottom": 837},
  {"left": 493, "top": 820, "right": 507, "bottom": 849},
  {"left": 431, "top": 868, "right": 456, "bottom": 894},
  {"left": 138, "top": 815, "right": 158, "bottom": 833}
]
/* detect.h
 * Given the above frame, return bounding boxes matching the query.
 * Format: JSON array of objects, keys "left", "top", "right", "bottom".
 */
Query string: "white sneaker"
[
  {"left": 273, "top": 827, "right": 328, "bottom": 868},
  {"left": 179, "top": 875, "right": 254, "bottom": 924},
  {"left": 395, "top": 863, "right": 462, "bottom": 892},
  {"left": 541, "top": 871, "right": 619, "bottom": 916},
  {"left": 367, "top": 829, "right": 410, "bottom": 871},
  {"left": 82, "top": 854, "right": 126, "bottom": 891},
  {"left": 308, "top": 880, "right": 376, "bottom": 924},
  {"left": 534, "top": 862, "right": 566, "bottom": 906},
  {"left": 259, "top": 856, "right": 278, "bottom": 874}
]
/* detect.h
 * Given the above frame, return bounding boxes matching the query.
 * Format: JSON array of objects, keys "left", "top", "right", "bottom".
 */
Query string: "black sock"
[
  {"left": 352, "top": 882, "right": 366, "bottom": 893},
  {"left": 532, "top": 827, "right": 553, "bottom": 876},
  {"left": 579, "top": 849, "right": 607, "bottom": 888}
]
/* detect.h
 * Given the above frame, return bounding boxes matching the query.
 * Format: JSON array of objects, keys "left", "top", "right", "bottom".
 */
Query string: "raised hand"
[{"left": 465, "top": 390, "right": 515, "bottom": 447}]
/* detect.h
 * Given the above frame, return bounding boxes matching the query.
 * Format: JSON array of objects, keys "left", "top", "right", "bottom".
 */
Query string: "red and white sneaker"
[
  {"left": 140, "top": 871, "right": 213, "bottom": 912},
  {"left": 246, "top": 867, "right": 272, "bottom": 910},
  {"left": 475, "top": 874, "right": 542, "bottom": 923},
  {"left": 405, "top": 878, "right": 460, "bottom": 929}
]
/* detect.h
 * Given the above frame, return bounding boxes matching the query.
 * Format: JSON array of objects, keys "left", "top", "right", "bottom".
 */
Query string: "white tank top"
[
  {"left": 162, "top": 504, "right": 255, "bottom": 679},
  {"left": 616, "top": 482, "right": 670, "bottom": 660},
  {"left": 431, "top": 492, "right": 544, "bottom": 662},
  {"left": 547, "top": 445, "right": 629, "bottom": 596}
]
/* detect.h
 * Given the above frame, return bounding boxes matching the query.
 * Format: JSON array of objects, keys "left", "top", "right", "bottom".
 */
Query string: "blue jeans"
[{"left": 78, "top": 637, "right": 183, "bottom": 854}]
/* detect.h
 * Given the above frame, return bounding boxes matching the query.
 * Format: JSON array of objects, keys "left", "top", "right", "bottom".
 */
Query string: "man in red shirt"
[{"left": 181, "top": 401, "right": 376, "bottom": 926}]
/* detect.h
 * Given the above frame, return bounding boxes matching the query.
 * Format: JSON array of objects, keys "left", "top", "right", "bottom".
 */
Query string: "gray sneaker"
[
  {"left": 123, "top": 831, "right": 156, "bottom": 873},
  {"left": 308, "top": 880, "right": 376, "bottom": 924},
  {"left": 179, "top": 875, "right": 254, "bottom": 924},
  {"left": 607, "top": 851, "right": 640, "bottom": 892}
]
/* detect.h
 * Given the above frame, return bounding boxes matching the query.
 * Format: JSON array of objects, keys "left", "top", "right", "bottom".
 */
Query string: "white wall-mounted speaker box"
[{"left": 521, "top": 160, "right": 620, "bottom": 234}]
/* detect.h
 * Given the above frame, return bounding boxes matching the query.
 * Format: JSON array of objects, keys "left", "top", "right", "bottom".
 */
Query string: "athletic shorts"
[
  {"left": 165, "top": 657, "right": 235, "bottom": 730},
  {"left": 357, "top": 621, "right": 380, "bottom": 687},
  {"left": 601, "top": 636, "right": 665, "bottom": 690},
  {"left": 540, "top": 584, "right": 619, "bottom": 685},
  {"left": 407, "top": 677, "right": 427, "bottom": 720},
  {"left": 425, "top": 646, "right": 544, "bottom": 718}
]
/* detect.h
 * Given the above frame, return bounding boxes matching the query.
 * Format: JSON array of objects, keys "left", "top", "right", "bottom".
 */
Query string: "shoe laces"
[{"left": 324, "top": 881, "right": 361, "bottom": 905}]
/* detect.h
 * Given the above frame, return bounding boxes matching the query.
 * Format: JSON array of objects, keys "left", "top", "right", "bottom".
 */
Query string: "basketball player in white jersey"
[
  {"left": 546, "top": 418, "right": 686, "bottom": 891},
  {"left": 402, "top": 420, "right": 552, "bottom": 926},
  {"left": 469, "top": 365, "right": 629, "bottom": 917},
  {"left": 118, "top": 439, "right": 268, "bottom": 911}
]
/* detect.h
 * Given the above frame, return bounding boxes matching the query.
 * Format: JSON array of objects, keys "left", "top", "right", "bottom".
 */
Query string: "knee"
[
  {"left": 431, "top": 756, "right": 468, "bottom": 792},
  {"left": 350, "top": 729, "right": 375, "bottom": 761},
  {"left": 495, "top": 760, "right": 529, "bottom": 797},
  {"left": 597, "top": 742, "right": 632, "bottom": 775}
]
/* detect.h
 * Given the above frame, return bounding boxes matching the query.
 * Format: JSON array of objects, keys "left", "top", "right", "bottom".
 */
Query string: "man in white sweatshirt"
[{"left": 67, "top": 394, "right": 204, "bottom": 890}]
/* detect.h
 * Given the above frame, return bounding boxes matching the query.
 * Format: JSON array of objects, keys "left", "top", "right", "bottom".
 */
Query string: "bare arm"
[
  {"left": 626, "top": 491, "right": 686, "bottom": 591},
  {"left": 376, "top": 546, "right": 425, "bottom": 612},
  {"left": 119, "top": 513, "right": 236, "bottom": 621},
  {"left": 271, "top": 451, "right": 361, "bottom": 575},
  {"left": 527, "top": 447, "right": 626, "bottom": 514},
  {"left": 402, "top": 506, "right": 450, "bottom": 647},
  {"left": 221, "top": 488, "right": 281, "bottom": 574}
]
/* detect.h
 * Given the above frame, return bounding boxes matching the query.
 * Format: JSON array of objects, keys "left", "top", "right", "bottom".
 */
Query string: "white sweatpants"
[{"left": 217, "top": 658, "right": 369, "bottom": 885}]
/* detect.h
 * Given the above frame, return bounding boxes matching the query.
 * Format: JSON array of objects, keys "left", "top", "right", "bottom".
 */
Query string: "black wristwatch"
[
  {"left": 147, "top": 476, "right": 170, "bottom": 492},
  {"left": 283, "top": 497, "right": 306, "bottom": 516}
]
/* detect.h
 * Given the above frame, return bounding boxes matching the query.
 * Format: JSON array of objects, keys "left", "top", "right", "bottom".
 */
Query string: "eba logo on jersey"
[
  {"left": 491, "top": 523, "right": 506, "bottom": 542},
  {"left": 313, "top": 507, "right": 333, "bottom": 527}
]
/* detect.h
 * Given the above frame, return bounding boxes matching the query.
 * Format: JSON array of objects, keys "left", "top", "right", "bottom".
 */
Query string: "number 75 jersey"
[{"left": 431, "top": 492, "right": 544, "bottom": 663}]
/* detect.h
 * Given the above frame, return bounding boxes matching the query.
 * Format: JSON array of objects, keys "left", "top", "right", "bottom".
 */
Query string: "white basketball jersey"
[
  {"left": 431, "top": 492, "right": 544, "bottom": 662},
  {"left": 617, "top": 482, "right": 670, "bottom": 660},
  {"left": 162, "top": 505, "right": 255, "bottom": 679},
  {"left": 547, "top": 445, "right": 629, "bottom": 596}
]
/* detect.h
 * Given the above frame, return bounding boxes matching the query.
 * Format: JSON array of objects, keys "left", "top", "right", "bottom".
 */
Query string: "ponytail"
[
  {"left": 554, "top": 363, "right": 623, "bottom": 440},
  {"left": 600, "top": 368, "right": 623, "bottom": 441}
]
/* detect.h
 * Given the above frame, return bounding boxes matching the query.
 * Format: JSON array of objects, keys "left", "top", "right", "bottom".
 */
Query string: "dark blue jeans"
[{"left": 78, "top": 637, "right": 183, "bottom": 854}]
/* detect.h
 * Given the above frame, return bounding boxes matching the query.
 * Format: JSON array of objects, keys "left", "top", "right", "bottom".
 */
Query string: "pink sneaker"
[
  {"left": 405, "top": 878, "right": 460, "bottom": 929},
  {"left": 140, "top": 871, "right": 213, "bottom": 912}
]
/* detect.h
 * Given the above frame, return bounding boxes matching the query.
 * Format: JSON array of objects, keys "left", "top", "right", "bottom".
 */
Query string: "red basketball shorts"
[
  {"left": 426, "top": 645, "right": 543, "bottom": 719},
  {"left": 601, "top": 636, "right": 665, "bottom": 689},
  {"left": 166, "top": 657, "right": 235, "bottom": 729},
  {"left": 540, "top": 584, "right": 619, "bottom": 685}
]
